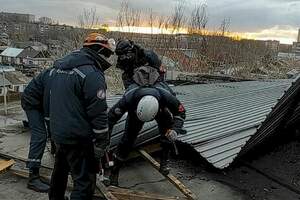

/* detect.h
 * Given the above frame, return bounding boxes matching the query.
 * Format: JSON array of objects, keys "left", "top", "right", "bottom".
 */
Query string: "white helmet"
[{"left": 136, "top": 95, "right": 159, "bottom": 122}]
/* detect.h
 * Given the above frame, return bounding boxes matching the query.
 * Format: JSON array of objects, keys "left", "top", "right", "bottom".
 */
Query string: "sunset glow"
[
  {"left": 101, "top": 25, "right": 297, "bottom": 44},
  {"left": 107, "top": 26, "right": 188, "bottom": 35}
]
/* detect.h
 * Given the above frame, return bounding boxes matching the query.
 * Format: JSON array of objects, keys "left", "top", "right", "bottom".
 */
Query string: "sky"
[{"left": 0, "top": 0, "right": 300, "bottom": 44}]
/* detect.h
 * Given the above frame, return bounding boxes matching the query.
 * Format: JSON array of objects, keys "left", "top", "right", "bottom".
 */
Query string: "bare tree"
[
  {"left": 149, "top": 8, "right": 154, "bottom": 36},
  {"left": 58, "top": 8, "right": 102, "bottom": 53},
  {"left": 116, "top": 0, "right": 142, "bottom": 39},
  {"left": 170, "top": 0, "right": 186, "bottom": 34},
  {"left": 189, "top": 3, "right": 208, "bottom": 35},
  {"left": 219, "top": 18, "right": 231, "bottom": 36},
  {"left": 77, "top": 8, "right": 100, "bottom": 29}
]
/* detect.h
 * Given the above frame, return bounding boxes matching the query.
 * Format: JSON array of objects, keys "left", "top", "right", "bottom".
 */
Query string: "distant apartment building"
[
  {"left": 264, "top": 40, "right": 280, "bottom": 53},
  {"left": 39, "top": 17, "right": 53, "bottom": 24},
  {"left": 0, "top": 12, "right": 74, "bottom": 41},
  {"left": 292, "top": 42, "right": 300, "bottom": 56},
  {"left": 0, "top": 12, "right": 35, "bottom": 23},
  {"left": 292, "top": 28, "right": 300, "bottom": 56},
  {"left": 279, "top": 43, "right": 292, "bottom": 53}
]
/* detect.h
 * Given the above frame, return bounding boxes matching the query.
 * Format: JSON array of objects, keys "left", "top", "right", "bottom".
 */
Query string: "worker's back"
[{"left": 50, "top": 48, "right": 108, "bottom": 145}]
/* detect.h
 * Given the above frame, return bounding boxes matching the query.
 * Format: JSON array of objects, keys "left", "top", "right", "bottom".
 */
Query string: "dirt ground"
[
  {"left": 171, "top": 140, "right": 300, "bottom": 200},
  {"left": 1, "top": 102, "right": 300, "bottom": 200}
]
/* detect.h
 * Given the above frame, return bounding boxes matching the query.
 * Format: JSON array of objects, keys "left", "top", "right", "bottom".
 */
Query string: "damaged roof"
[
  {"left": 175, "top": 80, "right": 293, "bottom": 168},
  {"left": 108, "top": 78, "right": 300, "bottom": 169},
  {"left": 0, "top": 47, "right": 23, "bottom": 57}
]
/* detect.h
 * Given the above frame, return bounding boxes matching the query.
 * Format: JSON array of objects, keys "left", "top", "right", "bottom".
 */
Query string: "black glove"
[{"left": 94, "top": 130, "right": 110, "bottom": 160}]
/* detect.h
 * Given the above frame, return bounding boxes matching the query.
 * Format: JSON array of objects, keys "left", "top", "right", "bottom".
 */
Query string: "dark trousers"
[
  {"left": 49, "top": 143, "right": 97, "bottom": 200},
  {"left": 26, "top": 110, "right": 48, "bottom": 170},
  {"left": 116, "top": 110, "right": 173, "bottom": 160}
]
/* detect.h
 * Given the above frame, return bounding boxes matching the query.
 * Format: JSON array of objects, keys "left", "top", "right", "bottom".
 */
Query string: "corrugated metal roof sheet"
[
  {"left": 174, "top": 80, "right": 293, "bottom": 169},
  {"left": 0, "top": 47, "right": 23, "bottom": 57},
  {"left": 108, "top": 78, "right": 300, "bottom": 169}
]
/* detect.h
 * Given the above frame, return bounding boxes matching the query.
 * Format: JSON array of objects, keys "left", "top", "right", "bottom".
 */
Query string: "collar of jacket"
[{"left": 81, "top": 47, "right": 112, "bottom": 71}]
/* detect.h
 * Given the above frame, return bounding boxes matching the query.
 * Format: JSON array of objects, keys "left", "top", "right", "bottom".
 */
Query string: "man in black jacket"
[
  {"left": 115, "top": 39, "right": 165, "bottom": 89},
  {"left": 108, "top": 67, "right": 186, "bottom": 186},
  {"left": 21, "top": 68, "right": 54, "bottom": 193},
  {"left": 48, "top": 33, "right": 116, "bottom": 200}
]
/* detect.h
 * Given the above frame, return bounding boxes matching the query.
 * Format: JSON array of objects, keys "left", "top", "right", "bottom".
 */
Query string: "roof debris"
[{"left": 109, "top": 77, "right": 300, "bottom": 169}]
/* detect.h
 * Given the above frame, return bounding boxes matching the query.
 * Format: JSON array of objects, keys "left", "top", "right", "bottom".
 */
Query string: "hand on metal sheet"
[{"left": 166, "top": 129, "right": 178, "bottom": 142}]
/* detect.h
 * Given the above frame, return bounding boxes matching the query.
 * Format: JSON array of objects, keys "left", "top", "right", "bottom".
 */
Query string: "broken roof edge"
[
  {"left": 238, "top": 75, "right": 300, "bottom": 157},
  {"left": 176, "top": 80, "right": 295, "bottom": 169},
  {"left": 108, "top": 80, "right": 298, "bottom": 170}
]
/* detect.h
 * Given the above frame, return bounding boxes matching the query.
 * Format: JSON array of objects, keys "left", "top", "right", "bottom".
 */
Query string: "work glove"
[
  {"left": 165, "top": 129, "right": 178, "bottom": 142},
  {"left": 93, "top": 131, "right": 110, "bottom": 160}
]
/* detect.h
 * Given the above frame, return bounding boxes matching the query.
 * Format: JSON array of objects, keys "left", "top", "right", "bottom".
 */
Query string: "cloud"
[
  {"left": 0, "top": 0, "right": 299, "bottom": 42},
  {"left": 243, "top": 25, "right": 298, "bottom": 44}
]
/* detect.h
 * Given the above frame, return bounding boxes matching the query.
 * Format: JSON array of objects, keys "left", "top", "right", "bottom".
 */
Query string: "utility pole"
[
  {"left": 3, "top": 70, "right": 7, "bottom": 115},
  {"left": 1, "top": 65, "right": 8, "bottom": 115},
  {"left": 1, "top": 66, "right": 8, "bottom": 115}
]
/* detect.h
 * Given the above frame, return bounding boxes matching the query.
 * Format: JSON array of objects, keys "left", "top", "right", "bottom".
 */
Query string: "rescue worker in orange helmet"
[{"left": 48, "top": 33, "right": 115, "bottom": 200}]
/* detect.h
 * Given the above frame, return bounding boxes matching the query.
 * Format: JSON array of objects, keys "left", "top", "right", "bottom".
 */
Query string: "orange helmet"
[{"left": 83, "top": 33, "right": 116, "bottom": 53}]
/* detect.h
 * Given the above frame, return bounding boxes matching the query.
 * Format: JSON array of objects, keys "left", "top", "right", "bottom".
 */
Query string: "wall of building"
[
  {"left": 23, "top": 57, "right": 53, "bottom": 67},
  {"left": 0, "top": 12, "right": 35, "bottom": 23},
  {"left": 0, "top": 56, "right": 21, "bottom": 65}
]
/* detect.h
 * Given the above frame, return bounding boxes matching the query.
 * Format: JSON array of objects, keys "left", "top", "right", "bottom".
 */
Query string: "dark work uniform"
[
  {"left": 48, "top": 47, "right": 109, "bottom": 200},
  {"left": 117, "top": 48, "right": 164, "bottom": 89},
  {"left": 21, "top": 68, "right": 53, "bottom": 170},
  {"left": 108, "top": 84, "right": 186, "bottom": 159}
]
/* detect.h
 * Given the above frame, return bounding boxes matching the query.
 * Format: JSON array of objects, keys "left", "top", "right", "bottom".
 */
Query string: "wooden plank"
[
  {"left": 95, "top": 181, "right": 119, "bottom": 200},
  {"left": 0, "top": 151, "right": 52, "bottom": 170},
  {"left": 10, "top": 168, "right": 51, "bottom": 181},
  {"left": 0, "top": 159, "right": 15, "bottom": 173},
  {"left": 10, "top": 168, "right": 30, "bottom": 178},
  {"left": 108, "top": 186, "right": 188, "bottom": 200},
  {"left": 138, "top": 150, "right": 197, "bottom": 200},
  {"left": 11, "top": 167, "right": 118, "bottom": 200},
  {"left": 125, "top": 143, "right": 161, "bottom": 161}
]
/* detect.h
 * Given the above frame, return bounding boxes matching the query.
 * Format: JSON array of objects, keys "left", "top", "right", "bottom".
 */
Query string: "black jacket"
[
  {"left": 117, "top": 49, "right": 163, "bottom": 89},
  {"left": 108, "top": 84, "right": 186, "bottom": 133},
  {"left": 49, "top": 48, "right": 109, "bottom": 145},
  {"left": 21, "top": 68, "right": 53, "bottom": 119}
]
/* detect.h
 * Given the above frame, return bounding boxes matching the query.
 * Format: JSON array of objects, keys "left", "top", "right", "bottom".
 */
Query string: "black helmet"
[{"left": 115, "top": 39, "right": 134, "bottom": 55}]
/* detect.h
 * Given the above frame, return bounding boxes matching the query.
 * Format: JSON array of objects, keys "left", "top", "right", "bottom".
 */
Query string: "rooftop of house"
[{"left": 0, "top": 47, "right": 23, "bottom": 58}]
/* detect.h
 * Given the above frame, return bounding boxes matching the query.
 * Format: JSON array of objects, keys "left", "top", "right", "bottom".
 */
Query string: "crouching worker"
[
  {"left": 21, "top": 68, "right": 54, "bottom": 193},
  {"left": 108, "top": 66, "right": 186, "bottom": 186}
]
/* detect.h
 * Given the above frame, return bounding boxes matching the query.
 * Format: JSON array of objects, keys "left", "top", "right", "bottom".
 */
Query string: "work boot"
[
  {"left": 159, "top": 160, "right": 170, "bottom": 175},
  {"left": 109, "top": 168, "right": 119, "bottom": 186},
  {"left": 159, "top": 148, "right": 170, "bottom": 176},
  {"left": 27, "top": 168, "right": 50, "bottom": 193},
  {"left": 109, "top": 154, "right": 124, "bottom": 186}
]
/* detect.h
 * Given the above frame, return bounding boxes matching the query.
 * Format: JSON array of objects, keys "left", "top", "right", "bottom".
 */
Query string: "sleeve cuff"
[{"left": 93, "top": 127, "right": 108, "bottom": 134}]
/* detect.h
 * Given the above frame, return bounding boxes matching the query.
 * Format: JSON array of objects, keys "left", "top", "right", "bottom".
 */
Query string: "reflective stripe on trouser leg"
[{"left": 26, "top": 110, "right": 48, "bottom": 169}]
